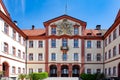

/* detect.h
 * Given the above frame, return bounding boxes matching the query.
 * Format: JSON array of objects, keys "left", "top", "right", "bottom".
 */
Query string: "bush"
[
  {"left": 32, "top": 72, "right": 48, "bottom": 80},
  {"left": 80, "top": 73, "right": 105, "bottom": 80}
]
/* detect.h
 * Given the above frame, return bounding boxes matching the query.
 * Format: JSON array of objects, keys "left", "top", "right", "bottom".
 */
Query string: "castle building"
[{"left": 0, "top": 0, "right": 120, "bottom": 79}]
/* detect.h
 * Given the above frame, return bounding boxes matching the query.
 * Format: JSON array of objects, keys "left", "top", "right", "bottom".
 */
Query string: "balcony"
[{"left": 60, "top": 46, "right": 69, "bottom": 51}]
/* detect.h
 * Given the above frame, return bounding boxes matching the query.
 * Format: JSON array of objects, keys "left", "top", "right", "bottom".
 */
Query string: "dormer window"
[
  {"left": 51, "top": 27, "right": 56, "bottom": 35},
  {"left": 74, "top": 27, "right": 79, "bottom": 35},
  {"left": 87, "top": 33, "right": 92, "bottom": 36},
  {"left": 96, "top": 33, "right": 102, "bottom": 36},
  {"left": 74, "top": 24, "right": 79, "bottom": 35},
  {"left": 51, "top": 24, "right": 56, "bottom": 35}
]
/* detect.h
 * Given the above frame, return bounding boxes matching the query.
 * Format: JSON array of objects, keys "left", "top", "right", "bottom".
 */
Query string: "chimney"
[
  {"left": 32, "top": 25, "right": 35, "bottom": 30},
  {"left": 13, "top": 20, "right": 17, "bottom": 26},
  {"left": 96, "top": 25, "right": 101, "bottom": 30}
]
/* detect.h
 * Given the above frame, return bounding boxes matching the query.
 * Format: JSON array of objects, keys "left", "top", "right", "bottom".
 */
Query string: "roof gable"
[
  {"left": 115, "top": 9, "right": 120, "bottom": 21},
  {"left": 0, "top": 0, "right": 10, "bottom": 19},
  {"left": 44, "top": 14, "right": 86, "bottom": 27}
]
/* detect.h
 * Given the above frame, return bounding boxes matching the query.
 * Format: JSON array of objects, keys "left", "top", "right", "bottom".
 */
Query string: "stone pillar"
[
  {"left": 57, "top": 63, "right": 61, "bottom": 77},
  {"left": 69, "top": 64, "right": 72, "bottom": 77}
]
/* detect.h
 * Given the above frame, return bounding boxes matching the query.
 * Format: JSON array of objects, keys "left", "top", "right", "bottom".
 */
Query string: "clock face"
[{"left": 57, "top": 19, "right": 73, "bottom": 35}]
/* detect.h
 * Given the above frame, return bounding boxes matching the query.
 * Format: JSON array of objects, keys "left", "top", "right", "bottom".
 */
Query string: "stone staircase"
[{"left": 44, "top": 77, "right": 79, "bottom": 80}]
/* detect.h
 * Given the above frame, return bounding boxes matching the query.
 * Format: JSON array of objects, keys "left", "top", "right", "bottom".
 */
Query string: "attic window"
[
  {"left": 96, "top": 33, "right": 102, "bottom": 36},
  {"left": 87, "top": 33, "right": 92, "bottom": 36}
]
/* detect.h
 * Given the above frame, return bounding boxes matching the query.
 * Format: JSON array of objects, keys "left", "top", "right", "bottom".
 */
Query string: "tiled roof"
[
  {"left": 22, "top": 29, "right": 45, "bottom": 36},
  {"left": 83, "top": 29, "right": 106, "bottom": 36}
]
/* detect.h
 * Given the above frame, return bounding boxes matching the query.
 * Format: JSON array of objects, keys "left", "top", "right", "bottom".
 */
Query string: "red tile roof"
[
  {"left": 83, "top": 29, "right": 106, "bottom": 36},
  {"left": 22, "top": 29, "right": 45, "bottom": 36}
]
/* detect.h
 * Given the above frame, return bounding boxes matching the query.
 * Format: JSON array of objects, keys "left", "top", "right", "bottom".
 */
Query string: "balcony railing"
[{"left": 60, "top": 46, "right": 69, "bottom": 51}]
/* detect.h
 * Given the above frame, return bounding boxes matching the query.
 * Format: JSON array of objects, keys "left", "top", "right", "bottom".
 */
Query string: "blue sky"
[{"left": 3, "top": 0, "right": 120, "bottom": 29}]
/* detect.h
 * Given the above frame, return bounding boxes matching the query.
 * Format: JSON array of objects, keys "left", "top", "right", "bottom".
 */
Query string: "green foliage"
[
  {"left": 80, "top": 73, "right": 105, "bottom": 80},
  {"left": 18, "top": 74, "right": 26, "bottom": 80},
  {"left": 27, "top": 72, "right": 48, "bottom": 80}
]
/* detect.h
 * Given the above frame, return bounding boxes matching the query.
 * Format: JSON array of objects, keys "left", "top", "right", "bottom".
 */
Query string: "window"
[
  {"left": 18, "top": 50, "right": 21, "bottom": 58},
  {"left": 29, "top": 53, "right": 33, "bottom": 61},
  {"left": 51, "top": 27, "right": 56, "bottom": 35},
  {"left": 12, "top": 47, "right": 16, "bottom": 56},
  {"left": 96, "top": 53, "right": 101, "bottom": 61},
  {"left": 119, "top": 44, "right": 120, "bottom": 55},
  {"left": 119, "top": 25, "right": 120, "bottom": 35},
  {"left": 4, "top": 42, "right": 8, "bottom": 53},
  {"left": 87, "top": 69, "right": 91, "bottom": 74},
  {"left": 105, "top": 52, "right": 107, "bottom": 60},
  {"left": 23, "top": 68, "right": 25, "bottom": 74},
  {"left": 105, "top": 68, "right": 107, "bottom": 75},
  {"left": 74, "top": 39, "right": 79, "bottom": 48},
  {"left": 108, "top": 67, "right": 111, "bottom": 76},
  {"left": 109, "top": 35, "right": 111, "bottom": 44},
  {"left": 74, "top": 53, "right": 79, "bottom": 61},
  {"left": 23, "top": 38, "right": 26, "bottom": 46},
  {"left": 62, "top": 53, "right": 67, "bottom": 61},
  {"left": 113, "top": 46, "right": 116, "bottom": 57},
  {"left": 104, "top": 39, "right": 107, "bottom": 47},
  {"left": 38, "top": 41, "right": 43, "bottom": 48},
  {"left": 74, "top": 27, "right": 79, "bottom": 35},
  {"left": 12, "top": 66, "right": 15, "bottom": 73},
  {"left": 18, "top": 67, "right": 21, "bottom": 74},
  {"left": 12, "top": 29, "right": 16, "bottom": 40},
  {"left": 96, "top": 33, "right": 102, "bottom": 36},
  {"left": 51, "top": 39, "right": 56, "bottom": 48},
  {"left": 18, "top": 34, "right": 21, "bottom": 43},
  {"left": 29, "top": 41, "right": 33, "bottom": 48},
  {"left": 113, "top": 66, "right": 116, "bottom": 76},
  {"left": 38, "top": 53, "right": 43, "bottom": 61},
  {"left": 96, "top": 69, "right": 101, "bottom": 74},
  {"left": 87, "top": 53, "right": 91, "bottom": 61},
  {"left": 108, "top": 49, "right": 111, "bottom": 59},
  {"left": 4, "top": 22, "right": 9, "bottom": 34},
  {"left": 97, "top": 41, "right": 101, "bottom": 48},
  {"left": 87, "top": 33, "right": 92, "bottom": 36},
  {"left": 23, "top": 52, "right": 25, "bottom": 59},
  {"left": 29, "top": 68, "right": 33, "bottom": 73},
  {"left": 113, "top": 29, "right": 116, "bottom": 40},
  {"left": 87, "top": 41, "right": 91, "bottom": 48},
  {"left": 51, "top": 53, "right": 56, "bottom": 61},
  {"left": 62, "top": 38, "right": 67, "bottom": 47},
  {"left": 38, "top": 68, "right": 42, "bottom": 73}
]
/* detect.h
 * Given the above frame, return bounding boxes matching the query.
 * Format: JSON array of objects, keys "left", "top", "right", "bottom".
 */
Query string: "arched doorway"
[
  {"left": 118, "top": 63, "right": 120, "bottom": 77},
  {"left": 2, "top": 62, "right": 9, "bottom": 77},
  {"left": 50, "top": 65, "right": 57, "bottom": 77},
  {"left": 61, "top": 65, "right": 68, "bottom": 77},
  {"left": 72, "top": 65, "right": 80, "bottom": 77}
]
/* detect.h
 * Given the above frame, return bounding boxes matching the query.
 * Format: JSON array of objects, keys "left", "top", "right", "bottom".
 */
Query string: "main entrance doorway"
[
  {"left": 72, "top": 65, "right": 80, "bottom": 77},
  {"left": 50, "top": 65, "right": 57, "bottom": 77},
  {"left": 61, "top": 65, "right": 68, "bottom": 77}
]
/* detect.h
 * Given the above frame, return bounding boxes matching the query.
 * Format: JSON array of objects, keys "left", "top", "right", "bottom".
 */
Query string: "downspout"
[
  {"left": 25, "top": 38, "right": 28, "bottom": 74},
  {"left": 103, "top": 39, "right": 105, "bottom": 75}
]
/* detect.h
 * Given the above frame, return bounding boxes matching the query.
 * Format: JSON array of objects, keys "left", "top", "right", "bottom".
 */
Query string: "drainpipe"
[{"left": 103, "top": 39, "right": 105, "bottom": 75}]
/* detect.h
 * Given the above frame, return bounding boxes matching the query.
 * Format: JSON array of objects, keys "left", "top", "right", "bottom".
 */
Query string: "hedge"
[{"left": 32, "top": 72, "right": 48, "bottom": 80}]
